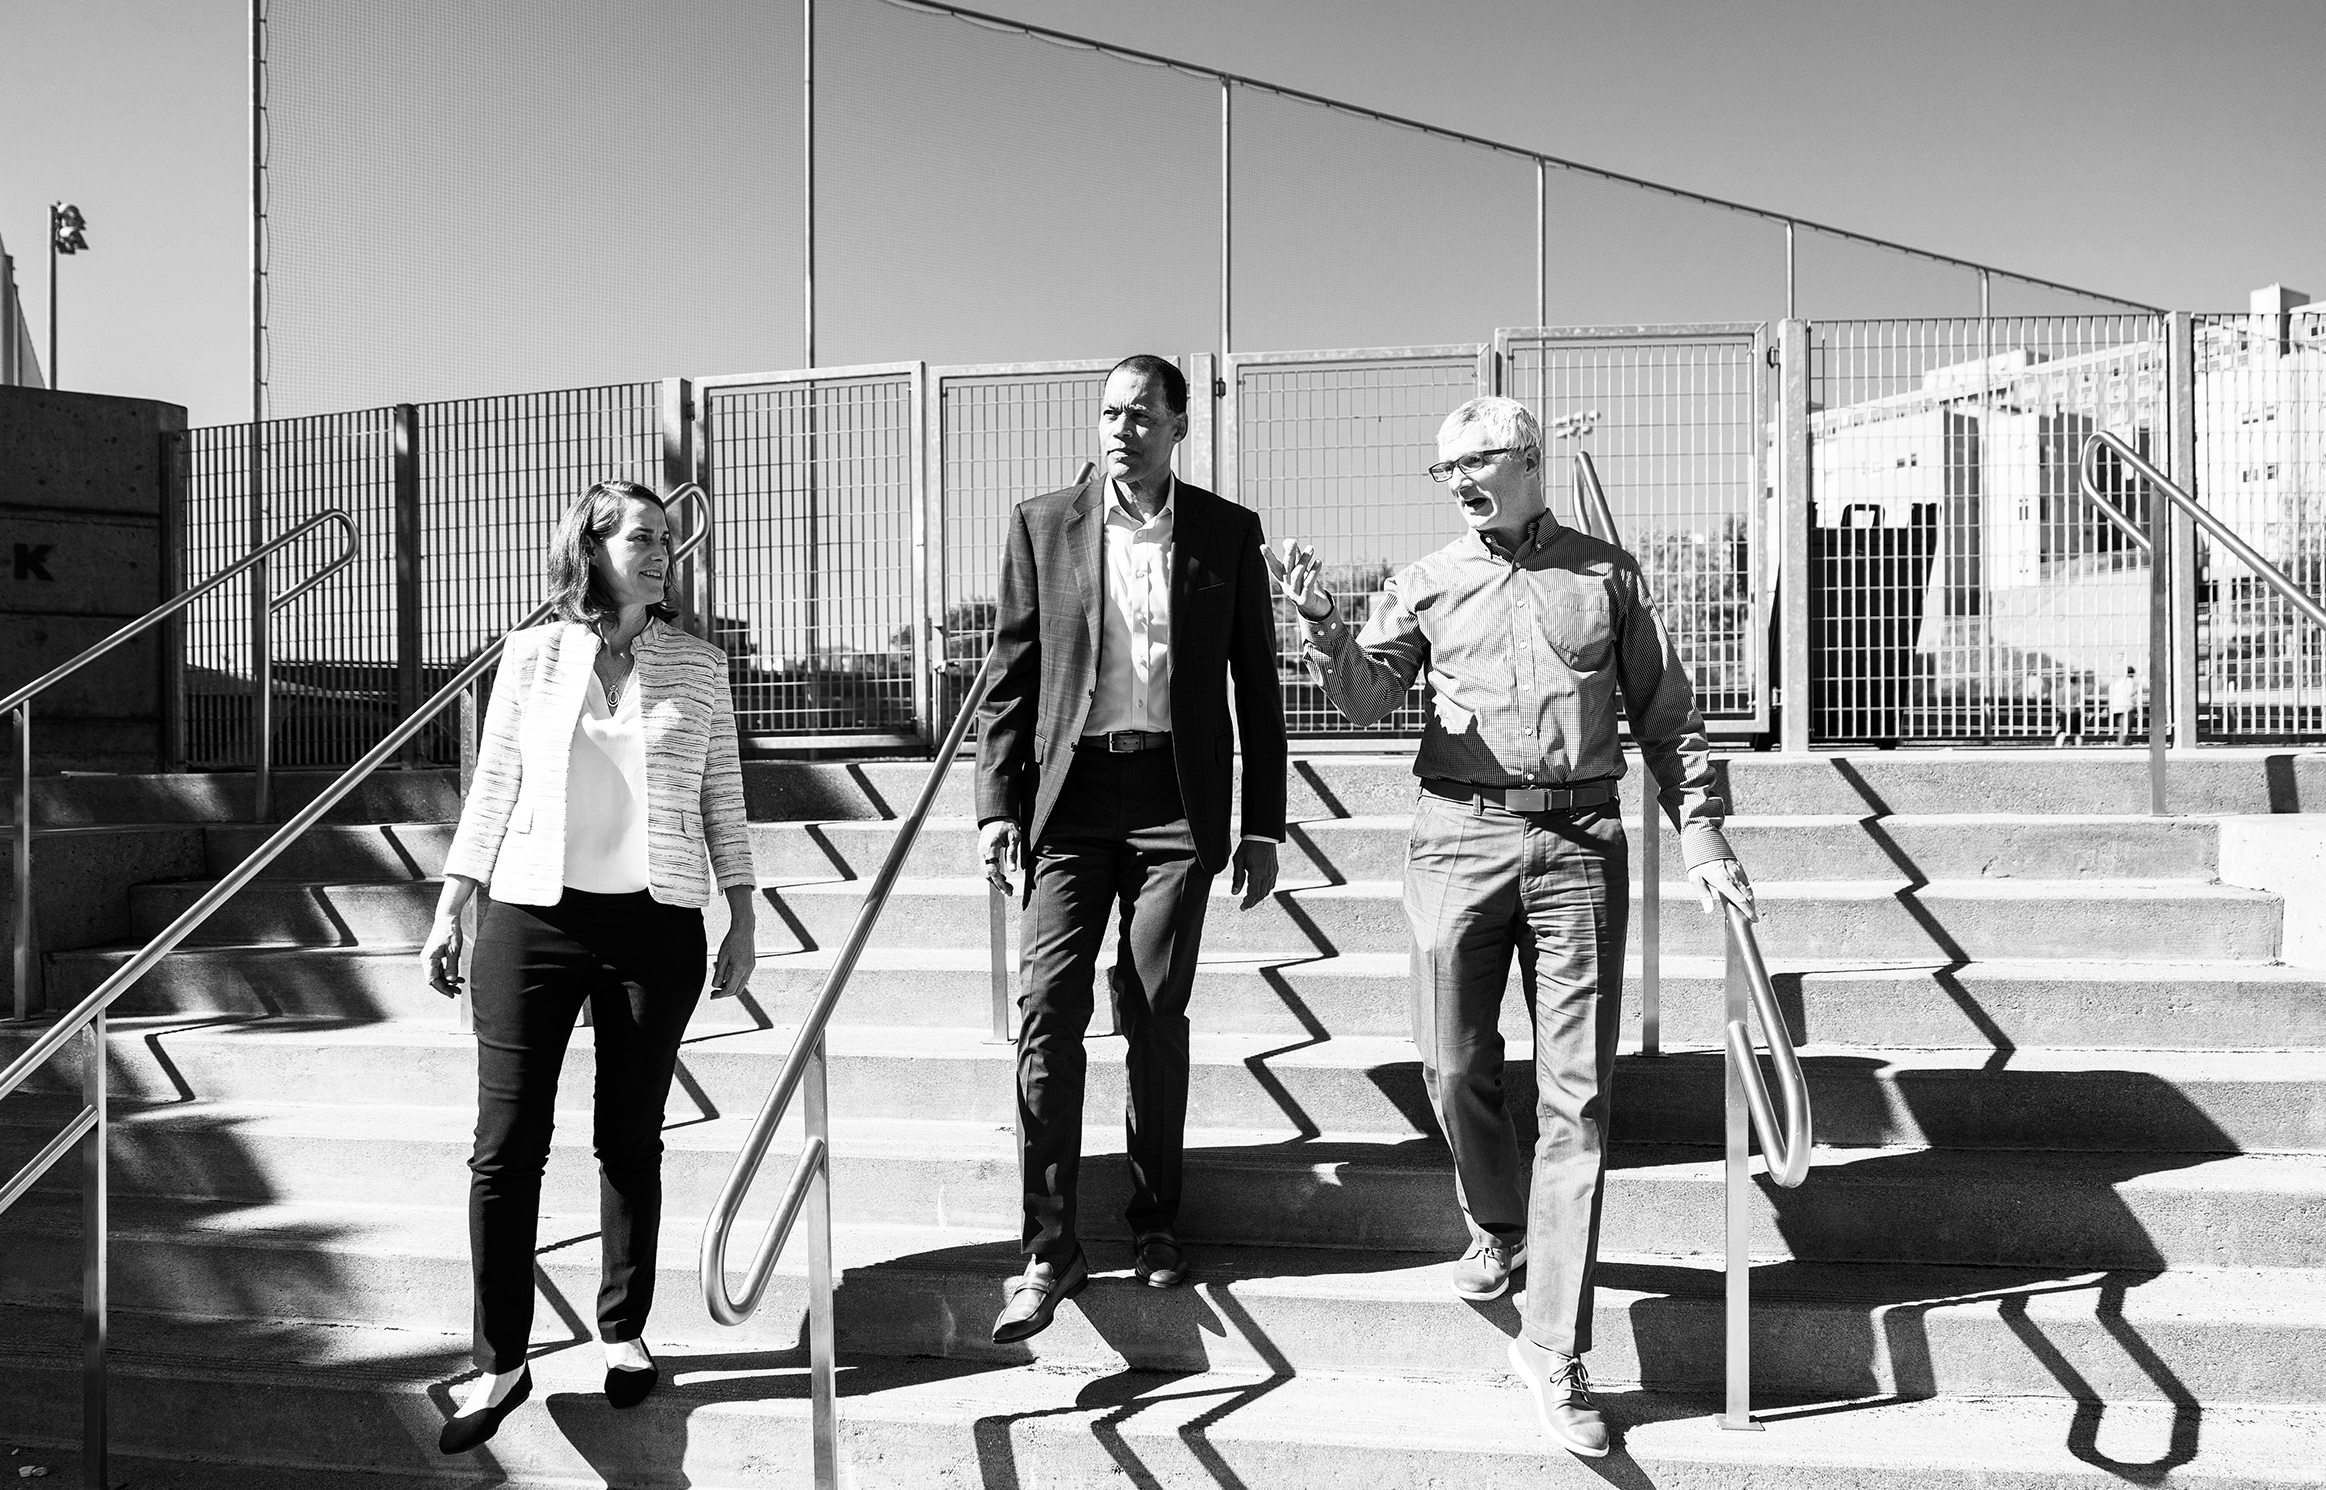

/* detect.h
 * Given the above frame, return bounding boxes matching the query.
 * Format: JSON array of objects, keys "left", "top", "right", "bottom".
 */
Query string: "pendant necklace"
[{"left": 599, "top": 629, "right": 634, "bottom": 711}]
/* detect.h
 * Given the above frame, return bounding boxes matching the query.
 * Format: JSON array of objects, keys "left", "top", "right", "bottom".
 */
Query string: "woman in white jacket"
[{"left": 419, "top": 479, "right": 756, "bottom": 1452}]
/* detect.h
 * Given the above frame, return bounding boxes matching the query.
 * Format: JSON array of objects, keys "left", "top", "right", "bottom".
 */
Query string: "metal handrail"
[
  {"left": 698, "top": 642, "right": 1003, "bottom": 1490},
  {"left": 0, "top": 485, "right": 707, "bottom": 1490},
  {"left": 1717, "top": 899, "right": 1814, "bottom": 1431},
  {"left": 1566, "top": 443, "right": 1662, "bottom": 1057},
  {"left": 2077, "top": 430, "right": 2326, "bottom": 815},
  {"left": 10, "top": 509, "right": 359, "bottom": 1022}
]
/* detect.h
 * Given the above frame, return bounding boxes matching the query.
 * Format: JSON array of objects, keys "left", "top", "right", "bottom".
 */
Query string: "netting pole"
[
  {"left": 1534, "top": 159, "right": 1546, "bottom": 327},
  {"left": 1219, "top": 77, "right": 1232, "bottom": 368},
  {"left": 249, "top": 0, "right": 271, "bottom": 820},
  {"left": 802, "top": 0, "right": 815, "bottom": 369},
  {"left": 2168, "top": 312, "right": 2200, "bottom": 749}
]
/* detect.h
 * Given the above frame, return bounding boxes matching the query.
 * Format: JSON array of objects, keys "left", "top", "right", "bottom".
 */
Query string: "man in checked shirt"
[{"left": 1264, "top": 394, "right": 1757, "bottom": 1458}]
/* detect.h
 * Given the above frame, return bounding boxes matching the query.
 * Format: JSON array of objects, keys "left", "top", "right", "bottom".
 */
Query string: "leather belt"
[
  {"left": 1423, "top": 777, "right": 1616, "bottom": 814},
  {"left": 1078, "top": 730, "right": 1172, "bottom": 754}
]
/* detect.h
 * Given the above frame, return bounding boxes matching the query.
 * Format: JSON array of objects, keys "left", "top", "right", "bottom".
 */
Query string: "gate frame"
[
  {"left": 695, "top": 361, "right": 932, "bottom": 751},
  {"left": 1491, "top": 322, "right": 1774, "bottom": 739}
]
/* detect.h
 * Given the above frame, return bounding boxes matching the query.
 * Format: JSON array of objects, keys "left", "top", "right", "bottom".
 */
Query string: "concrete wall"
[
  {"left": 2219, "top": 815, "right": 2326, "bottom": 970},
  {"left": 0, "top": 384, "right": 187, "bottom": 772}
]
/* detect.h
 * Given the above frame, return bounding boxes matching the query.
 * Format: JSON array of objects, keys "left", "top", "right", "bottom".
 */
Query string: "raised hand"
[{"left": 1260, "top": 539, "right": 1335, "bottom": 622}]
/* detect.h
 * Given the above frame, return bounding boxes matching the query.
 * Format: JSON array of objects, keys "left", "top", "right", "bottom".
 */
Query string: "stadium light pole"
[{"left": 47, "top": 203, "right": 88, "bottom": 390}]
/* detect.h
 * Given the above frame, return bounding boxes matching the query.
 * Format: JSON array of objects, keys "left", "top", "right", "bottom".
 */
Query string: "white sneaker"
[
  {"left": 1508, "top": 1336, "right": 1609, "bottom": 1458},
  {"left": 1450, "top": 1236, "right": 1526, "bottom": 1300}
]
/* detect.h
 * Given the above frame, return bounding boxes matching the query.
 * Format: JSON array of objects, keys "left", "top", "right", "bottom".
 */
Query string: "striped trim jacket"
[{"left": 443, "top": 618, "right": 755, "bottom": 907}]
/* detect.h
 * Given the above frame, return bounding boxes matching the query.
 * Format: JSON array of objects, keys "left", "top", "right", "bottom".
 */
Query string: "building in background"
[{"left": 0, "top": 233, "right": 46, "bottom": 388}]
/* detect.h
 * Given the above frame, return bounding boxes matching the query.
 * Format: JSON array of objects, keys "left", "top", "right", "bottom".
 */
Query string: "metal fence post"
[
  {"left": 393, "top": 405, "right": 423, "bottom": 765},
  {"left": 909, "top": 363, "right": 933, "bottom": 745},
  {"left": 660, "top": 378, "right": 709, "bottom": 642},
  {"left": 2168, "top": 312, "right": 2200, "bottom": 748},
  {"left": 159, "top": 428, "right": 188, "bottom": 773},
  {"left": 249, "top": 423, "right": 272, "bottom": 821},
  {"left": 1777, "top": 320, "right": 1812, "bottom": 752},
  {"left": 2148, "top": 395, "right": 2172, "bottom": 816}
]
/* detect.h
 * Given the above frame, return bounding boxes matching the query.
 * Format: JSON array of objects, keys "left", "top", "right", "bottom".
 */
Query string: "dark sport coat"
[{"left": 976, "top": 471, "right": 1287, "bottom": 873}]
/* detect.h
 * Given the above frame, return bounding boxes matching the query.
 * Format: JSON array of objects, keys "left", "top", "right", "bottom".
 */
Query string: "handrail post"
[
  {"left": 1718, "top": 917, "right": 1760, "bottom": 1432},
  {"left": 80, "top": 1005, "right": 108, "bottom": 1489},
  {"left": 13, "top": 705, "right": 34, "bottom": 1021},
  {"left": 804, "top": 1033, "right": 839, "bottom": 1490},
  {"left": 2147, "top": 429, "right": 2170, "bottom": 817}
]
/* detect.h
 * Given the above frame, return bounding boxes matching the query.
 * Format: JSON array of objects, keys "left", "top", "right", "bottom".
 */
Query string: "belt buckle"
[
  {"left": 1504, "top": 787, "right": 1547, "bottom": 812},
  {"left": 1108, "top": 731, "right": 1138, "bottom": 753}
]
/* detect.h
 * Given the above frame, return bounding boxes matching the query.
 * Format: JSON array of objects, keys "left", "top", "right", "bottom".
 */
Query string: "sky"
[{"left": 4, "top": 0, "right": 2323, "bottom": 427}]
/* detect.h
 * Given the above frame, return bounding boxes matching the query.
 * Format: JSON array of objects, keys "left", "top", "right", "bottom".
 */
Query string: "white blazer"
[{"left": 444, "top": 619, "right": 755, "bottom": 907}]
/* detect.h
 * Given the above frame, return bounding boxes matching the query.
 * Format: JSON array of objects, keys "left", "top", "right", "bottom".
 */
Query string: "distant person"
[
  {"left": 2054, "top": 678, "right": 2086, "bottom": 747},
  {"left": 1265, "top": 395, "right": 1754, "bottom": 1458},
  {"left": 2110, "top": 665, "right": 2140, "bottom": 745},
  {"left": 977, "top": 355, "right": 1288, "bottom": 1343},
  {"left": 420, "top": 479, "right": 758, "bottom": 1453}
]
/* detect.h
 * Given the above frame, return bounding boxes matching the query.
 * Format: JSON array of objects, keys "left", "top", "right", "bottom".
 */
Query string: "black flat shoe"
[
  {"left": 605, "top": 1356, "right": 659, "bottom": 1409},
  {"left": 438, "top": 1366, "right": 531, "bottom": 1455}
]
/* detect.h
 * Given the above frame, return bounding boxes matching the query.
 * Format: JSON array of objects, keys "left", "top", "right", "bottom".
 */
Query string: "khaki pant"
[{"left": 1404, "top": 790, "right": 1628, "bottom": 1357}]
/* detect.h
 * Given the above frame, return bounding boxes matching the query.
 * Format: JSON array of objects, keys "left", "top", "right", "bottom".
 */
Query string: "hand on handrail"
[{"left": 1691, "top": 857, "right": 1757, "bottom": 922}]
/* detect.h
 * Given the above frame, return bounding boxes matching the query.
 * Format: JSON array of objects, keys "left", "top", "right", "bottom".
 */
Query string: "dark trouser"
[
  {"left": 1016, "top": 746, "right": 1215, "bottom": 1261},
  {"left": 1403, "top": 792, "right": 1628, "bottom": 1357},
  {"left": 466, "top": 888, "right": 706, "bottom": 1372}
]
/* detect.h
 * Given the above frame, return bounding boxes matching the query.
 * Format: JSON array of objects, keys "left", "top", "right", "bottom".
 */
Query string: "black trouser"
[
  {"left": 466, "top": 888, "right": 705, "bottom": 1372},
  {"left": 1016, "top": 746, "right": 1215, "bottom": 1261}
]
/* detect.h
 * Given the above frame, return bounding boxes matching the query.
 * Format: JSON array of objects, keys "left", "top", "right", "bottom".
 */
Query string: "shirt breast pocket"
[{"left": 1537, "top": 592, "right": 1613, "bottom": 671}]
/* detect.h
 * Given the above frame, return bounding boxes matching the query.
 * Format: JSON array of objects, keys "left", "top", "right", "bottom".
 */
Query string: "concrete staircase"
[{"left": 3, "top": 752, "right": 2325, "bottom": 1487}]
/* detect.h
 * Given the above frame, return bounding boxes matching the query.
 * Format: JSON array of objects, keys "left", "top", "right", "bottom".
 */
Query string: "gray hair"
[{"left": 1437, "top": 395, "right": 1542, "bottom": 454}]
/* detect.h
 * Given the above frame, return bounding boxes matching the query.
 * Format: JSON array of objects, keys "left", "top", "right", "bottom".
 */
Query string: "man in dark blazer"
[{"left": 977, "top": 353, "right": 1288, "bottom": 1343}]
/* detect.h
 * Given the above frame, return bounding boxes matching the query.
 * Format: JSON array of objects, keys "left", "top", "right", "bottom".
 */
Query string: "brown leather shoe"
[
  {"left": 1133, "top": 1232, "right": 1187, "bottom": 1288},
  {"left": 1507, "top": 1336, "right": 1609, "bottom": 1458},
  {"left": 991, "top": 1249, "right": 1089, "bottom": 1344}
]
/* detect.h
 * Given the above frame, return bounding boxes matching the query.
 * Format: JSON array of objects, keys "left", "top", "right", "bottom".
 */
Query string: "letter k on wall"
[{"left": 14, "top": 543, "right": 54, "bottom": 581}]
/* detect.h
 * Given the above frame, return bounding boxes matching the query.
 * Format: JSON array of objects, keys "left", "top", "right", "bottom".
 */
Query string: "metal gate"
[
  {"left": 696, "top": 364, "right": 927, "bottom": 749},
  {"left": 1497, "top": 325, "right": 1771, "bottom": 735},
  {"left": 1225, "top": 345, "right": 1487, "bottom": 737},
  {"left": 1804, "top": 316, "right": 2163, "bottom": 742}
]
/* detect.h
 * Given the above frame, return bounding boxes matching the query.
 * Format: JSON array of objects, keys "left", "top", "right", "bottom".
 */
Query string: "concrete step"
[
  {"left": 743, "top": 748, "right": 2326, "bottom": 823},
  {"left": 51, "top": 943, "right": 2326, "bottom": 1051},
  {"left": 6, "top": 1100, "right": 2317, "bottom": 1270},
  {"left": 200, "top": 821, "right": 453, "bottom": 881},
  {"left": 19, "top": 767, "right": 462, "bottom": 828},
  {"left": 12, "top": 1018, "right": 2320, "bottom": 1155},
  {"left": 765, "top": 875, "right": 2281, "bottom": 963},
  {"left": 3, "top": 1194, "right": 2316, "bottom": 1406},
  {"left": 750, "top": 813, "right": 2226, "bottom": 886},
  {"left": 6, "top": 1306, "right": 2323, "bottom": 1489}
]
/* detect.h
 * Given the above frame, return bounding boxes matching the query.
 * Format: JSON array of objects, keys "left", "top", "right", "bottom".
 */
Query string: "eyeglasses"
[{"left": 1427, "top": 446, "right": 1531, "bottom": 482}]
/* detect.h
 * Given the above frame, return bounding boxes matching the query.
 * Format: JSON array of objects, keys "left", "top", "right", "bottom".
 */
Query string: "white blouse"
[{"left": 562, "top": 670, "right": 650, "bottom": 894}]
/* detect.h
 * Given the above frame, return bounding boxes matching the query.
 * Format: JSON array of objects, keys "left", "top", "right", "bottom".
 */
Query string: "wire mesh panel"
[
  {"left": 1228, "top": 348, "right": 1486, "bottom": 737},
  {"left": 177, "top": 412, "right": 398, "bottom": 769},
  {"left": 1499, "top": 327, "right": 1767, "bottom": 731},
  {"left": 2193, "top": 308, "right": 2326, "bottom": 741},
  {"left": 703, "top": 368, "right": 922, "bottom": 744},
  {"left": 1806, "top": 316, "right": 2164, "bottom": 743},
  {"left": 416, "top": 384, "right": 663, "bottom": 758}
]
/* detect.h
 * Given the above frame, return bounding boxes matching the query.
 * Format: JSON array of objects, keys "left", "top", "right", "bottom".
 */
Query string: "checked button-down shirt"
[{"left": 1300, "top": 518, "right": 1734, "bottom": 868}]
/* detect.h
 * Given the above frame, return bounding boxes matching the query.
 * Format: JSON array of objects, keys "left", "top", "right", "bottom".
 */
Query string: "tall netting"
[
  {"left": 266, "top": 1, "right": 804, "bottom": 416},
  {"left": 2193, "top": 307, "right": 2326, "bottom": 740},
  {"left": 266, "top": 1, "right": 2154, "bottom": 420}
]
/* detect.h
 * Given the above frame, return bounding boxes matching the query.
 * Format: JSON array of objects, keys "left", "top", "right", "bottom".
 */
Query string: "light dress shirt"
[
  {"left": 562, "top": 669, "right": 651, "bottom": 893},
  {"left": 1300, "top": 517, "right": 1733, "bottom": 868},
  {"left": 1086, "top": 475, "right": 1175, "bottom": 736}
]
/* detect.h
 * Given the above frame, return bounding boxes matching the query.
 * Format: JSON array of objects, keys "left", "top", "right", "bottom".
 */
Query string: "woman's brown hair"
[{"left": 543, "top": 480, "right": 675, "bottom": 626}]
